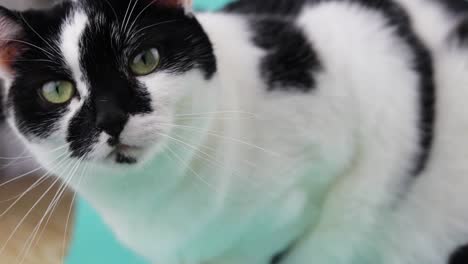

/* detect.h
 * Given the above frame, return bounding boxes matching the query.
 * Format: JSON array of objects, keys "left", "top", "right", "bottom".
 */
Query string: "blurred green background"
[
  {"left": 66, "top": 1, "right": 232, "bottom": 264},
  {"left": 195, "top": 0, "right": 231, "bottom": 10}
]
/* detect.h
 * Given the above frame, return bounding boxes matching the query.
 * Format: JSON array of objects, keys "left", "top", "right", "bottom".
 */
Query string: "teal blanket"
[{"left": 195, "top": 0, "right": 231, "bottom": 10}]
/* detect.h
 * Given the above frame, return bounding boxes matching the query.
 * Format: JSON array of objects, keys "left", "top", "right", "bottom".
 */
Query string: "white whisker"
[
  {"left": 131, "top": 19, "right": 180, "bottom": 39},
  {"left": 165, "top": 144, "right": 217, "bottom": 190},
  {"left": 161, "top": 122, "right": 281, "bottom": 157},
  {"left": 174, "top": 111, "right": 258, "bottom": 117},
  {"left": 160, "top": 133, "right": 270, "bottom": 205},
  {"left": 174, "top": 116, "right": 256, "bottom": 122},
  {"left": 0, "top": 152, "right": 70, "bottom": 216},
  {"left": 121, "top": 0, "right": 135, "bottom": 32},
  {"left": 19, "top": 13, "right": 62, "bottom": 56},
  {"left": 123, "top": 0, "right": 141, "bottom": 37},
  {"left": 0, "top": 145, "right": 69, "bottom": 190},
  {"left": 61, "top": 160, "right": 89, "bottom": 263},
  {"left": 0, "top": 39, "right": 56, "bottom": 59},
  {"left": 22, "top": 156, "right": 85, "bottom": 264},
  {"left": 127, "top": 0, "right": 159, "bottom": 34},
  {"left": 0, "top": 158, "right": 75, "bottom": 259}
]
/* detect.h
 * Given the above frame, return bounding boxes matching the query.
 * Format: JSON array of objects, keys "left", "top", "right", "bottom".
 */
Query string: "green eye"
[
  {"left": 41, "top": 81, "right": 75, "bottom": 104},
  {"left": 130, "top": 48, "right": 160, "bottom": 76}
]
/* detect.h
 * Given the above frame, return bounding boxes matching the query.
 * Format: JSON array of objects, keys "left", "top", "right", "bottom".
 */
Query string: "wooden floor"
[{"left": 0, "top": 175, "right": 74, "bottom": 264}]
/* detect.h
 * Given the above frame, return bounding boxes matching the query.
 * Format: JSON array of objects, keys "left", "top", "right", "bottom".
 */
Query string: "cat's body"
[{"left": 1, "top": 0, "right": 468, "bottom": 263}]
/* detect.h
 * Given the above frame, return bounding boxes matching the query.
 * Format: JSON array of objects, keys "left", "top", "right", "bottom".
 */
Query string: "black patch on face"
[
  {"left": 64, "top": 0, "right": 217, "bottom": 158},
  {"left": 238, "top": 0, "right": 434, "bottom": 175},
  {"left": 82, "top": 0, "right": 217, "bottom": 78},
  {"left": 6, "top": 3, "right": 74, "bottom": 139},
  {"left": 449, "top": 244, "right": 468, "bottom": 264},
  {"left": 67, "top": 102, "right": 99, "bottom": 158},
  {"left": 0, "top": 0, "right": 218, "bottom": 157},
  {"left": 251, "top": 19, "right": 322, "bottom": 92}
]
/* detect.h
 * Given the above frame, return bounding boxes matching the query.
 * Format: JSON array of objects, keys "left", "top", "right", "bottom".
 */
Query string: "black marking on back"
[
  {"left": 454, "top": 16, "right": 468, "bottom": 46},
  {"left": 338, "top": 0, "right": 436, "bottom": 176},
  {"left": 252, "top": 19, "right": 321, "bottom": 92},
  {"left": 231, "top": 0, "right": 435, "bottom": 175},
  {"left": 449, "top": 244, "right": 468, "bottom": 264},
  {"left": 435, "top": 0, "right": 468, "bottom": 14},
  {"left": 359, "top": 0, "right": 436, "bottom": 176},
  {"left": 226, "top": 0, "right": 468, "bottom": 16},
  {"left": 224, "top": 0, "right": 306, "bottom": 16}
]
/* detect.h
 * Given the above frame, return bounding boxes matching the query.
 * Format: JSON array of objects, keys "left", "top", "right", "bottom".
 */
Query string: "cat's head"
[{"left": 0, "top": 0, "right": 217, "bottom": 169}]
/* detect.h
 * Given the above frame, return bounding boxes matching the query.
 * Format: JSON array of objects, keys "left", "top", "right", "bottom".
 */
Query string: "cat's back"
[
  {"left": 212, "top": 1, "right": 468, "bottom": 262},
  {"left": 223, "top": 0, "right": 464, "bottom": 48},
  {"left": 223, "top": 0, "right": 307, "bottom": 16},
  {"left": 205, "top": 0, "right": 468, "bottom": 176},
  {"left": 223, "top": 0, "right": 467, "bottom": 40}
]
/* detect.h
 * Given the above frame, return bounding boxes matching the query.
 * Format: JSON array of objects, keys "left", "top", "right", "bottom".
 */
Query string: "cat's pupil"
[
  {"left": 142, "top": 53, "right": 149, "bottom": 64},
  {"left": 141, "top": 52, "right": 154, "bottom": 66}
]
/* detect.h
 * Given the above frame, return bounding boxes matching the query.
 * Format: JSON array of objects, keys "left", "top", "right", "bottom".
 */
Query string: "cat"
[{"left": 1, "top": 0, "right": 468, "bottom": 263}]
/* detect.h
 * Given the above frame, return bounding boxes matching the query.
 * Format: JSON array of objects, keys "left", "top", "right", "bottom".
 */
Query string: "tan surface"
[{"left": 0, "top": 175, "right": 74, "bottom": 264}]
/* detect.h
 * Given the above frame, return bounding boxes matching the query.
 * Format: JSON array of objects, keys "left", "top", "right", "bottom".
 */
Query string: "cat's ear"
[
  {"left": 0, "top": 7, "right": 25, "bottom": 79},
  {"left": 150, "top": 0, "right": 193, "bottom": 14}
]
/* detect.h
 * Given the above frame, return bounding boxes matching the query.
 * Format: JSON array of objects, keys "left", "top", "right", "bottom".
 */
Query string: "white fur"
[
  {"left": 60, "top": 10, "right": 89, "bottom": 99},
  {"left": 3, "top": 0, "right": 468, "bottom": 263},
  {"left": 380, "top": 37, "right": 468, "bottom": 264}
]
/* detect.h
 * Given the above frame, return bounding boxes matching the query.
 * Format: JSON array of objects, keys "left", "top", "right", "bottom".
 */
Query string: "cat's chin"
[{"left": 103, "top": 144, "right": 148, "bottom": 166}]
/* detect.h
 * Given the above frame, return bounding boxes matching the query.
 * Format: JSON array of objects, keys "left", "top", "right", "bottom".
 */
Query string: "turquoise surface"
[
  {"left": 66, "top": 200, "right": 149, "bottom": 264},
  {"left": 194, "top": 0, "right": 231, "bottom": 10},
  {"left": 66, "top": 1, "right": 232, "bottom": 264}
]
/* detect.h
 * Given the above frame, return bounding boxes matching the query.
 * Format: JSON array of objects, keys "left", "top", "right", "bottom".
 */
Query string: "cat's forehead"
[
  {"left": 57, "top": 0, "right": 186, "bottom": 60},
  {"left": 59, "top": 7, "right": 89, "bottom": 95},
  {"left": 0, "top": 0, "right": 194, "bottom": 81},
  {"left": 51, "top": 0, "right": 175, "bottom": 79}
]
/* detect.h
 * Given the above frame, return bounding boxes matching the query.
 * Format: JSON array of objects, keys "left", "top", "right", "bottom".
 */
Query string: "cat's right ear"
[{"left": 0, "top": 7, "right": 25, "bottom": 80}]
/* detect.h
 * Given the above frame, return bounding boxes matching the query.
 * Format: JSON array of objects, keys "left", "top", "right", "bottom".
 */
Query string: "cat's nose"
[{"left": 96, "top": 109, "right": 128, "bottom": 139}]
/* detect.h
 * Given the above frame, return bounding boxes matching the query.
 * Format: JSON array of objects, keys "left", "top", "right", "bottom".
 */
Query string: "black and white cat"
[{"left": 1, "top": 0, "right": 468, "bottom": 263}]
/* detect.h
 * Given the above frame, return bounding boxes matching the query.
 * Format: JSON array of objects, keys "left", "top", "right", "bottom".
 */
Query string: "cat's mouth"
[{"left": 107, "top": 144, "right": 143, "bottom": 165}]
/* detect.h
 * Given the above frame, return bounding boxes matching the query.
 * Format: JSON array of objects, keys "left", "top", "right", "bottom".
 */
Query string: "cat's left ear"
[
  {"left": 152, "top": 0, "right": 193, "bottom": 14},
  {"left": 0, "top": 7, "right": 26, "bottom": 79}
]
